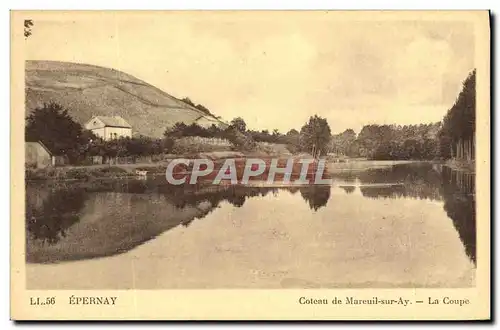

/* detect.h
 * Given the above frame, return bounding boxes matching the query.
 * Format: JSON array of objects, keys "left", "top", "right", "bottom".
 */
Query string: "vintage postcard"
[{"left": 10, "top": 10, "right": 490, "bottom": 320}]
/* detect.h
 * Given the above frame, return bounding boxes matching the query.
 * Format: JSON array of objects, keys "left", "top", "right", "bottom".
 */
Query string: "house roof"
[{"left": 88, "top": 116, "right": 132, "bottom": 128}]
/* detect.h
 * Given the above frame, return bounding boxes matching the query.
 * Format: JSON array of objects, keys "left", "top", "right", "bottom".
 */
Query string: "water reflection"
[
  {"left": 25, "top": 163, "right": 475, "bottom": 265},
  {"left": 340, "top": 186, "right": 356, "bottom": 194},
  {"left": 299, "top": 186, "right": 331, "bottom": 211},
  {"left": 351, "top": 163, "right": 476, "bottom": 264},
  {"left": 356, "top": 164, "right": 443, "bottom": 201},
  {"left": 441, "top": 166, "right": 476, "bottom": 264},
  {"left": 26, "top": 186, "right": 87, "bottom": 245}
]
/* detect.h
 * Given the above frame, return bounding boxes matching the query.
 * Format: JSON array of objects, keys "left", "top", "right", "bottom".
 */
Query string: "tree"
[
  {"left": 230, "top": 117, "right": 247, "bottom": 133},
  {"left": 195, "top": 104, "right": 212, "bottom": 116},
  {"left": 439, "top": 69, "right": 476, "bottom": 161},
  {"left": 181, "top": 97, "right": 195, "bottom": 107},
  {"left": 299, "top": 186, "right": 331, "bottom": 211},
  {"left": 159, "top": 137, "right": 175, "bottom": 154},
  {"left": 283, "top": 129, "right": 300, "bottom": 154},
  {"left": 164, "top": 122, "right": 188, "bottom": 138},
  {"left": 181, "top": 97, "right": 216, "bottom": 117},
  {"left": 25, "top": 102, "right": 95, "bottom": 162},
  {"left": 299, "top": 115, "right": 332, "bottom": 156},
  {"left": 87, "top": 136, "right": 174, "bottom": 159},
  {"left": 331, "top": 129, "right": 356, "bottom": 155},
  {"left": 225, "top": 127, "right": 256, "bottom": 152}
]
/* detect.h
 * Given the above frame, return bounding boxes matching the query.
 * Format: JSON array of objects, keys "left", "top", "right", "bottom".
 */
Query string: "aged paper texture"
[{"left": 11, "top": 10, "right": 490, "bottom": 320}]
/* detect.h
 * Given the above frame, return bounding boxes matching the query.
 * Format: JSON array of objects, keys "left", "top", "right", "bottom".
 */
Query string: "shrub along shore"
[{"left": 25, "top": 158, "right": 436, "bottom": 184}]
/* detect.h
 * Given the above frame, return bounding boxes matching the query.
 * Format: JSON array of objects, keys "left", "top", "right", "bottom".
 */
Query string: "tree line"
[
  {"left": 180, "top": 97, "right": 220, "bottom": 119},
  {"left": 25, "top": 101, "right": 333, "bottom": 163},
  {"left": 164, "top": 115, "right": 332, "bottom": 156},
  {"left": 438, "top": 69, "right": 476, "bottom": 161},
  {"left": 329, "top": 69, "right": 476, "bottom": 161},
  {"left": 25, "top": 69, "right": 475, "bottom": 163},
  {"left": 330, "top": 123, "right": 442, "bottom": 160},
  {"left": 25, "top": 102, "right": 176, "bottom": 163}
]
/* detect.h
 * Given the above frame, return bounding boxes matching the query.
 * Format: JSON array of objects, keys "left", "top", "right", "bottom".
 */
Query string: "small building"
[
  {"left": 25, "top": 141, "right": 66, "bottom": 168},
  {"left": 85, "top": 116, "right": 132, "bottom": 141}
]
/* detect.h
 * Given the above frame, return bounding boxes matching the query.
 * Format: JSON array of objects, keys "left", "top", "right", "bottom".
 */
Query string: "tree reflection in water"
[
  {"left": 340, "top": 186, "right": 356, "bottom": 194},
  {"left": 441, "top": 166, "right": 476, "bottom": 264},
  {"left": 356, "top": 163, "right": 476, "bottom": 265},
  {"left": 25, "top": 181, "right": 332, "bottom": 249},
  {"left": 299, "top": 185, "right": 331, "bottom": 211},
  {"left": 25, "top": 163, "right": 475, "bottom": 265},
  {"left": 26, "top": 187, "right": 87, "bottom": 245},
  {"left": 358, "top": 164, "right": 443, "bottom": 201}
]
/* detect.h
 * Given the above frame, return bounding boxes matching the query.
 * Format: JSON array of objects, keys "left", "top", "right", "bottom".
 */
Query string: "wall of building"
[
  {"left": 25, "top": 142, "right": 52, "bottom": 168},
  {"left": 90, "top": 127, "right": 132, "bottom": 141},
  {"left": 104, "top": 127, "right": 132, "bottom": 140},
  {"left": 89, "top": 127, "right": 106, "bottom": 140}
]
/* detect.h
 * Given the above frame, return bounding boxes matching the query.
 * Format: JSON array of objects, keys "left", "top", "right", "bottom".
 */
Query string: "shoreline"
[{"left": 25, "top": 159, "right": 436, "bottom": 186}]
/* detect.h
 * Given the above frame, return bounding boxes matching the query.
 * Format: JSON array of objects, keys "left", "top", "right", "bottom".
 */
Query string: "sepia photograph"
[{"left": 10, "top": 10, "right": 490, "bottom": 320}]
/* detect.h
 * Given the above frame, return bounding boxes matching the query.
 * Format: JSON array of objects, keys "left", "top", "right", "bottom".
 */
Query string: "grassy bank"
[
  {"left": 25, "top": 165, "right": 163, "bottom": 182},
  {"left": 27, "top": 159, "right": 426, "bottom": 183},
  {"left": 25, "top": 152, "right": 245, "bottom": 182}
]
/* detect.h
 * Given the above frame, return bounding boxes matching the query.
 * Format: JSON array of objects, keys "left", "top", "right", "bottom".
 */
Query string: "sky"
[{"left": 24, "top": 11, "right": 475, "bottom": 134}]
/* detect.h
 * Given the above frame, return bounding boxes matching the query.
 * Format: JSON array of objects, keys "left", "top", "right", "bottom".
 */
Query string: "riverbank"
[
  {"left": 26, "top": 166, "right": 147, "bottom": 182},
  {"left": 25, "top": 151, "right": 247, "bottom": 182},
  {"left": 26, "top": 159, "right": 429, "bottom": 183}
]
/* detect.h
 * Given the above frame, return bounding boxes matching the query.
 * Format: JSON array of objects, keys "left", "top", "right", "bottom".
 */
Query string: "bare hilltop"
[{"left": 25, "top": 60, "right": 228, "bottom": 138}]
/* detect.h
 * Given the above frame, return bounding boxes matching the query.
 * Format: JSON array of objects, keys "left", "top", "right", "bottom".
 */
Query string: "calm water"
[{"left": 25, "top": 162, "right": 476, "bottom": 289}]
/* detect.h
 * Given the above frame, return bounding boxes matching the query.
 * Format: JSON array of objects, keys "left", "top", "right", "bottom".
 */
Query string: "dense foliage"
[
  {"left": 164, "top": 122, "right": 229, "bottom": 139},
  {"left": 438, "top": 69, "right": 476, "bottom": 160},
  {"left": 164, "top": 121, "right": 256, "bottom": 151},
  {"left": 330, "top": 122, "right": 443, "bottom": 160},
  {"left": 327, "top": 70, "right": 475, "bottom": 161},
  {"left": 26, "top": 102, "right": 174, "bottom": 163},
  {"left": 181, "top": 97, "right": 218, "bottom": 118},
  {"left": 25, "top": 102, "right": 95, "bottom": 162},
  {"left": 27, "top": 68, "right": 475, "bottom": 163},
  {"left": 353, "top": 123, "right": 441, "bottom": 160},
  {"left": 299, "top": 115, "right": 332, "bottom": 156},
  {"left": 87, "top": 136, "right": 174, "bottom": 158}
]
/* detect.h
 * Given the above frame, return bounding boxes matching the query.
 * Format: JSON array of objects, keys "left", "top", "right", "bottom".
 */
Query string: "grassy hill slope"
[{"left": 25, "top": 60, "right": 228, "bottom": 138}]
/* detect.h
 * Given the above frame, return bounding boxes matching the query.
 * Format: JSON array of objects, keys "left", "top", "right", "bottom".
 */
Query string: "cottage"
[
  {"left": 25, "top": 141, "right": 67, "bottom": 168},
  {"left": 85, "top": 116, "right": 132, "bottom": 141}
]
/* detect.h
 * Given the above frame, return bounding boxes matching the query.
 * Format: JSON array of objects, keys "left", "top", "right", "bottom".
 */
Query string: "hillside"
[{"left": 25, "top": 60, "right": 228, "bottom": 138}]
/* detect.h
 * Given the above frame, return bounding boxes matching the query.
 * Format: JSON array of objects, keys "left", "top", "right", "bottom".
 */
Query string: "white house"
[{"left": 85, "top": 116, "right": 132, "bottom": 141}]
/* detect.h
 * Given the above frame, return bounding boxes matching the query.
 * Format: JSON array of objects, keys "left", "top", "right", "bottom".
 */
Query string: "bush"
[
  {"left": 286, "top": 143, "right": 300, "bottom": 154},
  {"left": 95, "top": 167, "right": 128, "bottom": 174},
  {"left": 65, "top": 169, "right": 91, "bottom": 180},
  {"left": 172, "top": 138, "right": 231, "bottom": 154},
  {"left": 25, "top": 167, "right": 58, "bottom": 180}
]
